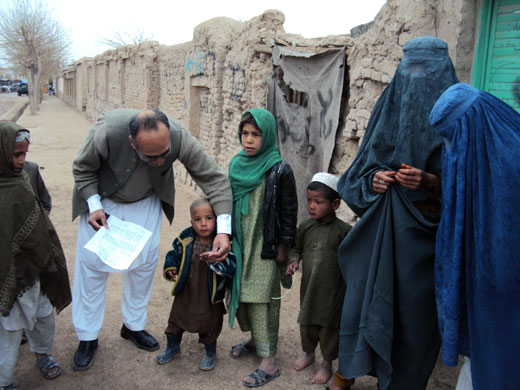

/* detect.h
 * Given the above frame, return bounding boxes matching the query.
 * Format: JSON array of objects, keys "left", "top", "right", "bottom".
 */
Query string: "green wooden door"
[{"left": 473, "top": 0, "right": 520, "bottom": 112}]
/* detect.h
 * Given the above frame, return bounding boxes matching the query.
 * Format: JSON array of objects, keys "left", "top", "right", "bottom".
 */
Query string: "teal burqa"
[
  {"left": 227, "top": 108, "right": 282, "bottom": 327},
  {"left": 336, "top": 37, "right": 458, "bottom": 389}
]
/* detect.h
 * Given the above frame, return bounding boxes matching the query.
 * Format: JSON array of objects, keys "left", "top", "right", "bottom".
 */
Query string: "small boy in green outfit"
[{"left": 286, "top": 173, "right": 352, "bottom": 386}]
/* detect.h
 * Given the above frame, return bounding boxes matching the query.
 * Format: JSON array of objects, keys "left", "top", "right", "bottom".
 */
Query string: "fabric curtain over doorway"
[{"left": 267, "top": 46, "right": 345, "bottom": 221}]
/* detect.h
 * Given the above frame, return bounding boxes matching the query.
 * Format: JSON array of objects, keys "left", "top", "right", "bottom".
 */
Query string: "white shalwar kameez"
[{"left": 72, "top": 194, "right": 162, "bottom": 341}]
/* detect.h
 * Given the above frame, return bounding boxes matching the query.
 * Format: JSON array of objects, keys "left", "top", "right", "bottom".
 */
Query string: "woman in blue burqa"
[
  {"left": 430, "top": 83, "right": 520, "bottom": 390},
  {"left": 335, "top": 36, "right": 458, "bottom": 390}
]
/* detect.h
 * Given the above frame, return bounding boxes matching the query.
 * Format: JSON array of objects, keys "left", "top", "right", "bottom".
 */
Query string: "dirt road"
[{"left": 9, "top": 96, "right": 459, "bottom": 389}]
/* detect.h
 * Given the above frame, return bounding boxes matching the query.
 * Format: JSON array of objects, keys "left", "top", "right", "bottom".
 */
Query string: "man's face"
[
  {"left": 129, "top": 122, "right": 171, "bottom": 167},
  {"left": 12, "top": 139, "right": 29, "bottom": 173}
]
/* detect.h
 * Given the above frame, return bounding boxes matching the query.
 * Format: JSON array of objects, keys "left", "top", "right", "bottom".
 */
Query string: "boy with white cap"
[{"left": 286, "top": 173, "right": 352, "bottom": 386}]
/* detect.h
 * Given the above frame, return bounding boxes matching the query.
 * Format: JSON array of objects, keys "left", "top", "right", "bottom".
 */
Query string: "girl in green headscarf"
[{"left": 228, "top": 108, "right": 297, "bottom": 387}]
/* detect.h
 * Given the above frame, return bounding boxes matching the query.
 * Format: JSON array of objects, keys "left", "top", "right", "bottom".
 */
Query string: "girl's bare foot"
[
  {"left": 293, "top": 352, "right": 315, "bottom": 371},
  {"left": 311, "top": 360, "right": 332, "bottom": 384}
]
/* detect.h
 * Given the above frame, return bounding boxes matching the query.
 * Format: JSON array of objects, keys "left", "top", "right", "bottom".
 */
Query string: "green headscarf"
[
  {"left": 227, "top": 108, "right": 282, "bottom": 327},
  {"left": 0, "top": 121, "right": 71, "bottom": 316}
]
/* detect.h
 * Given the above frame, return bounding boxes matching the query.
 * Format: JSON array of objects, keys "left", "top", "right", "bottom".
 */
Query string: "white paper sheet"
[{"left": 84, "top": 215, "right": 152, "bottom": 270}]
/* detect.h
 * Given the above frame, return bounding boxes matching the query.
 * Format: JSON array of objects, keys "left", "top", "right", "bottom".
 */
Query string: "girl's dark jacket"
[{"left": 261, "top": 160, "right": 298, "bottom": 259}]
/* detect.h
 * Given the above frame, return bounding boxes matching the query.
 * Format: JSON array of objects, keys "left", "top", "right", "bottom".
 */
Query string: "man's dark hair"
[
  {"left": 239, "top": 112, "right": 259, "bottom": 132},
  {"left": 129, "top": 108, "right": 170, "bottom": 139},
  {"left": 307, "top": 181, "right": 340, "bottom": 202}
]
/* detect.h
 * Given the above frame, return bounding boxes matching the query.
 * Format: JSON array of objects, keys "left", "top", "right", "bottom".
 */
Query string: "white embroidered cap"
[
  {"left": 310, "top": 172, "right": 339, "bottom": 192},
  {"left": 15, "top": 130, "right": 30, "bottom": 143}
]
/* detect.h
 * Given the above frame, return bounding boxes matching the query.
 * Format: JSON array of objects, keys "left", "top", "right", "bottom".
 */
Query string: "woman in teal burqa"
[{"left": 335, "top": 37, "right": 458, "bottom": 390}]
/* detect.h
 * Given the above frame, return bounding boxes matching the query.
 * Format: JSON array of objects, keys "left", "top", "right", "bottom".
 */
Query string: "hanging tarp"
[{"left": 267, "top": 46, "right": 345, "bottom": 221}]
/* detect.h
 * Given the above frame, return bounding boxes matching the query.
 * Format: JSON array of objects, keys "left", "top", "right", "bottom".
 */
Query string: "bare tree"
[
  {"left": 96, "top": 28, "right": 156, "bottom": 49},
  {"left": 0, "top": 0, "right": 70, "bottom": 114}
]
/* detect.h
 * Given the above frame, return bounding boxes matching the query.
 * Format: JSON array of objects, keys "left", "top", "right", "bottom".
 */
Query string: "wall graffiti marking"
[
  {"left": 229, "top": 64, "right": 246, "bottom": 101},
  {"left": 186, "top": 51, "right": 217, "bottom": 77}
]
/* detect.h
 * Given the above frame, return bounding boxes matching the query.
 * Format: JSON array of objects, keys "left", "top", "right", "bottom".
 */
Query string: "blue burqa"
[
  {"left": 430, "top": 83, "right": 520, "bottom": 389},
  {"left": 337, "top": 36, "right": 458, "bottom": 389}
]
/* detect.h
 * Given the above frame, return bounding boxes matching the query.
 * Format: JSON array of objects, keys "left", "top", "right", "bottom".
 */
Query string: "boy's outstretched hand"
[
  {"left": 203, "top": 233, "right": 231, "bottom": 262},
  {"left": 286, "top": 260, "right": 299, "bottom": 275}
]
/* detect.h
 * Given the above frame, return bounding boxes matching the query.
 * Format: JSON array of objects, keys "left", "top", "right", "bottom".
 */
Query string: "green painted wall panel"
[
  {"left": 491, "top": 57, "right": 520, "bottom": 68},
  {"left": 492, "top": 46, "right": 520, "bottom": 55},
  {"left": 495, "top": 21, "right": 520, "bottom": 30},
  {"left": 472, "top": 0, "right": 520, "bottom": 112},
  {"left": 489, "top": 81, "right": 520, "bottom": 90},
  {"left": 494, "top": 29, "right": 520, "bottom": 38},
  {"left": 490, "top": 74, "right": 520, "bottom": 82},
  {"left": 498, "top": 4, "right": 520, "bottom": 13},
  {"left": 496, "top": 12, "right": 520, "bottom": 22},
  {"left": 493, "top": 37, "right": 520, "bottom": 47}
]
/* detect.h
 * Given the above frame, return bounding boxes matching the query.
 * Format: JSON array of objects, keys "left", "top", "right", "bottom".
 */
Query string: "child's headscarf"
[
  {"left": 227, "top": 108, "right": 282, "bottom": 327},
  {"left": 0, "top": 121, "right": 71, "bottom": 316}
]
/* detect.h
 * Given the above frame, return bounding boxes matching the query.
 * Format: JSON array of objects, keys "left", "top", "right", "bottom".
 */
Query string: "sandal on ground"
[
  {"left": 36, "top": 354, "right": 62, "bottom": 380},
  {"left": 230, "top": 341, "right": 256, "bottom": 359},
  {"left": 243, "top": 368, "right": 280, "bottom": 388}
]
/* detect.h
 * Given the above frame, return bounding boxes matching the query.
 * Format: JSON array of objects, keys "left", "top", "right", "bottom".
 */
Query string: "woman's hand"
[
  {"left": 166, "top": 270, "right": 177, "bottom": 281},
  {"left": 396, "top": 163, "right": 440, "bottom": 191},
  {"left": 373, "top": 170, "right": 397, "bottom": 194}
]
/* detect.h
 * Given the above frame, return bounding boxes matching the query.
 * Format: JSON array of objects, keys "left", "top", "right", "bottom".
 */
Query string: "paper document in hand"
[{"left": 84, "top": 215, "right": 153, "bottom": 270}]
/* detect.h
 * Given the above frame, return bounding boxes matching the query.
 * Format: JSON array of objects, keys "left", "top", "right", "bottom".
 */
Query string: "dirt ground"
[{"left": 5, "top": 95, "right": 460, "bottom": 389}]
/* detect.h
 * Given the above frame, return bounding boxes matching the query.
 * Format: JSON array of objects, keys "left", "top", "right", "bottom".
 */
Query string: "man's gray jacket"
[{"left": 72, "top": 109, "right": 232, "bottom": 223}]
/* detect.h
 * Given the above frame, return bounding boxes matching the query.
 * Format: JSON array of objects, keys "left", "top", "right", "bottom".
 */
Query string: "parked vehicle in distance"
[
  {"left": 1, "top": 85, "right": 11, "bottom": 93},
  {"left": 17, "top": 83, "right": 28, "bottom": 96}
]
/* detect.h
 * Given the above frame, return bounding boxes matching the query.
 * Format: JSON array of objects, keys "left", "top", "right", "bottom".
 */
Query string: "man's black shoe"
[
  {"left": 72, "top": 339, "right": 98, "bottom": 371},
  {"left": 120, "top": 324, "right": 159, "bottom": 351}
]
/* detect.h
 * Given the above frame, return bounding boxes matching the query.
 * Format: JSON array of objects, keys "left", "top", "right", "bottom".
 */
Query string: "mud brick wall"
[{"left": 61, "top": 1, "right": 478, "bottom": 222}]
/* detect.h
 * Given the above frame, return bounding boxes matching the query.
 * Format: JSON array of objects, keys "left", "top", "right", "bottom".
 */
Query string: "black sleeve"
[{"left": 277, "top": 163, "right": 298, "bottom": 244}]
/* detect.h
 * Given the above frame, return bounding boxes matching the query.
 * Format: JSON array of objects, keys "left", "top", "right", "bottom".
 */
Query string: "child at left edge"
[
  {"left": 156, "top": 197, "right": 236, "bottom": 371},
  {"left": 286, "top": 172, "right": 353, "bottom": 387}
]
